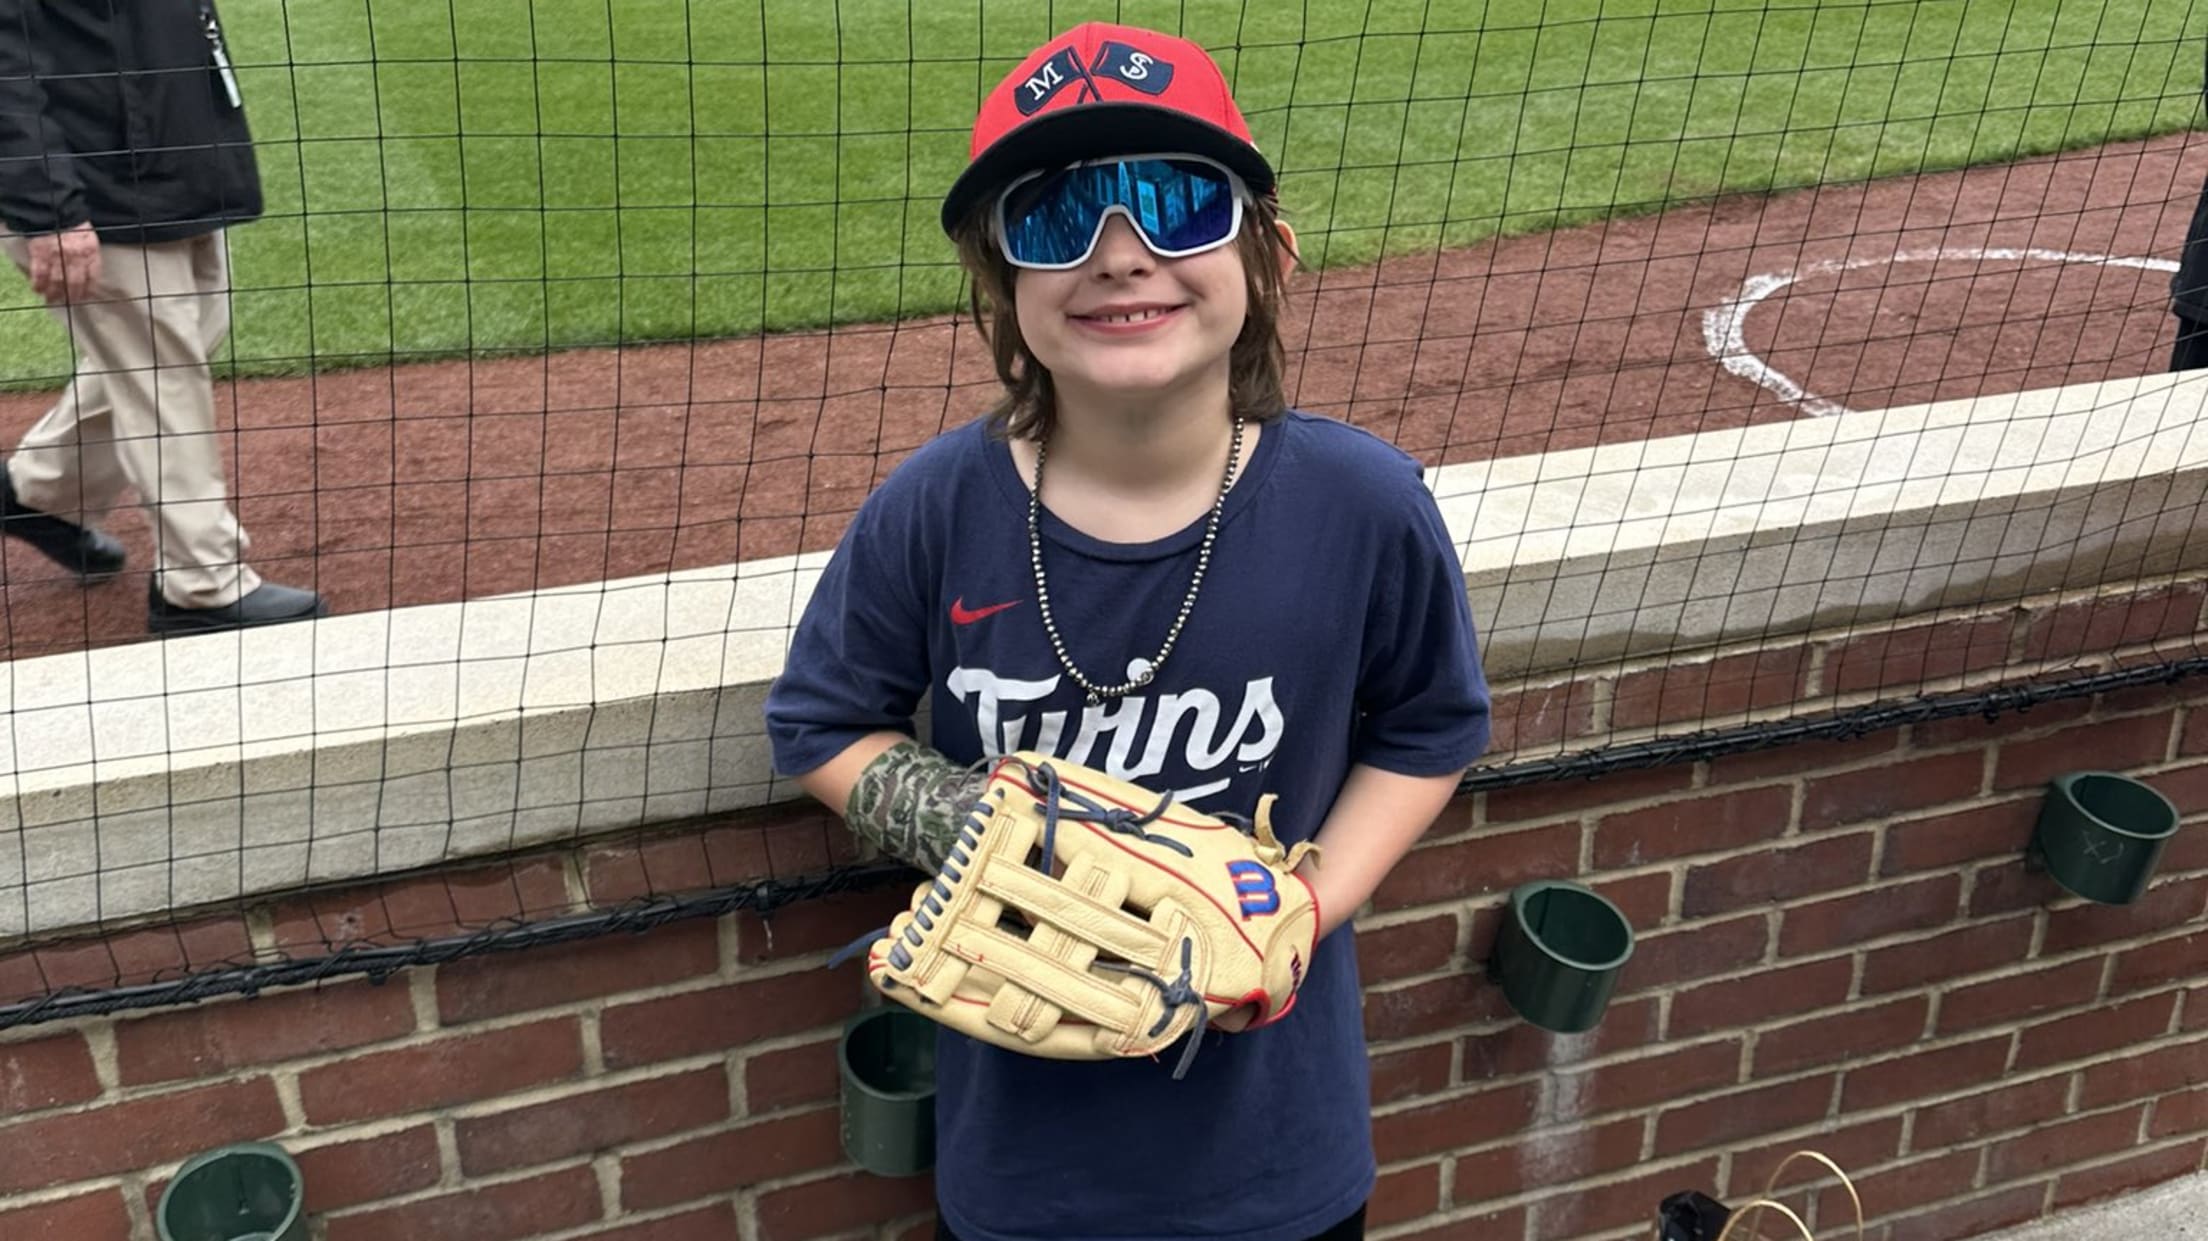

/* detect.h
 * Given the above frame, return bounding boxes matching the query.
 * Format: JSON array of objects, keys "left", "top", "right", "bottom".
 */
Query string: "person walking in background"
[{"left": 0, "top": 0, "right": 325, "bottom": 635}]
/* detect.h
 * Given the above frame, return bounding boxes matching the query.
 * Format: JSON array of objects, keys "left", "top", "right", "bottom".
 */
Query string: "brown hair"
[{"left": 950, "top": 189, "right": 1297, "bottom": 444}]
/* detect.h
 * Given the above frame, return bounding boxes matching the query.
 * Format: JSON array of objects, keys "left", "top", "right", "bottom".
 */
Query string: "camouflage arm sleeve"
[{"left": 842, "top": 740, "right": 990, "bottom": 872}]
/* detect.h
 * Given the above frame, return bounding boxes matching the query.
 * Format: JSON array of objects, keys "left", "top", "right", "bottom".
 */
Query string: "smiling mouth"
[{"left": 1073, "top": 306, "right": 1182, "bottom": 325}]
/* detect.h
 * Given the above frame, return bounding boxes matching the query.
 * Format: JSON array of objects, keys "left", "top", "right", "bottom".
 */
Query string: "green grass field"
[{"left": 1, "top": 0, "right": 2203, "bottom": 387}]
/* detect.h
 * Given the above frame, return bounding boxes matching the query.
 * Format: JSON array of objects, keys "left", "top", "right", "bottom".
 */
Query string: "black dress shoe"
[
  {"left": 148, "top": 580, "right": 329, "bottom": 637},
  {"left": 0, "top": 471, "right": 125, "bottom": 582}
]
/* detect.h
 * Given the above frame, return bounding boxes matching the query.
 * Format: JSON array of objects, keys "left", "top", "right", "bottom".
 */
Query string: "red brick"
[
  {"left": 1800, "top": 752, "right": 1985, "bottom": 832},
  {"left": 1987, "top": 1104, "right": 2148, "bottom": 1181},
  {"left": 1861, "top": 915, "right": 2036, "bottom": 995},
  {"left": 2151, "top": 760, "right": 2208, "bottom": 821},
  {"left": 1824, "top": 618, "right": 2011, "bottom": 697},
  {"left": 1654, "top": 1075, "right": 1834, "bottom": 1152},
  {"left": 2183, "top": 707, "right": 2208, "bottom": 757},
  {"left": 1373, "top": 1082, "right": 1540, "bottom": 1163},
  {"left": 2189, "top": 986, "right": 2208, "bottom": 1032},
  {"left": 603, "top": 967, "right": 859, "bottom": 1069},
  {"left": 2017, "top": 584, "right": 2205, "bottom": 663},
  {"left": 294, "top": 1125, "right": 443, "bottom": 1214},
  {"left": 1881, "top": 797, "right": 2042, "bottom": 875},
  {"left": 1370, "top": 1162, "right": 1441, "bottom": 1227},
  {"left": 1806, "top": 1147, "right": 1976, "bottom": 1230},
  {"left": 2015, "top": 991, "right": 2178, "bottom": 1071},
  {"left": 1453, "top": 1115, "right": 1643, "bottom": 1200},
  {"left": 0, "top": 1031, "right": 101, "bottom": 1117},
  {"left": 1621, "top": 915, "right": 1769, "bottom": 991},
  {"left": 1395, "top": 1208, "right": 1528, "bottom": 1239},
  {"left": 1937, "top": 958, "right": 2103, "bottom": 1034},
  {"left": 1461, "top": 997, "right": 1661, "bottom": 1080},
  {"left": 586, "top": 815, "right": 852, "bottom": 905},
  {"left": 0, "top": 915, "right": 254, "bottom": 1000},
  {"left": 2114, "top": 931, "right": 2208, "bottom": 996},
  {"left": 1592, "top": 785, "right": 1793, "bottom": 868},
  {"left": 1994, "top": 712, "right": 2176, "bottom": 791},
  {"left": 1357, "top": 915, "right": 1460, "bottom": 983},
  {"left": 1705, "top": 732, "right": 1901, "bottom": 787},
  {"left": 116, "top": 977, "right": 417, "bottom": 1086},
  {"left": 1589, "top": 871, "right": 1672, "bottom": 927},
  {"left": 573, "top": 1204, "right": 743, "bottom": 1241},
  {"left": 1731, "top": 1116, "right": 1904, "bottom": 1197},
  {"left": 2152, "top": 1086, "right": 2208, "bottom": 1138},
  {"left": 2080, "top": 1037, "right": 2208, "bottom": 1107},
  {"left": 1371, "top": 1042, "right": 1454, "bottom": 1104},
  {"left": 1778, "top": 874, "right": 1960, "bottom": 956},
  {"left": 1485, "top": 683, "right": 1599, "bottom": 760},
  {"left": 1969, "top": 857, "right": 2071, "bottom": 917},
  {"left": 437, "top": 918, "right": 719, "bottom": 1023},
  {"left": 620, "top": 1107, "right": 844, "bottom": 1211},
  {"left": 735, "top": 885, "right": 914, "bottom": 964},
  {"left": 1374, "top": 824, "right": 1579, "bottom": 910},
  {"left": 1913, "top": 1075, "right": 2072, "bottom": 1149},
  {"left": 1913, "top": 696, "right": 2092, "bottom": 750},
  {"left": 1528, "top": 1156, "right": 1724, "bottom": 1241},
  {"left": 1365, "top": 973, "right": 1512, "bottom": 1043},
  {"left": 1667, "top": 958, "right": 1853, "bottom": 1038},
  {"left": 460, "top": 1065, "right": 730, "bottom": 1175},
  {"left": 1483, "top": 764, "right": 1694, "bottom": 824},
  {"left": 1877, "top": 1184, "right": 2047, "bottom": 1240},
  {"left": 270, "top": 856, "right": 574, "bottom": 952},
  {"left": 1610, "top": 648, "right": 1810, "bottom": 730},
  {"left": 1839, "top": 1035, "right": 2011, "bottom": 1113},
  {"left": 1755, "top": 996, "right": 1927, "bottom": 1076},
  {"left": 2054, "top": 1138, "right": 2208, "bottom": 1209},
  {"left": 746, "top": 1036, "right": 841, "bottom": 1114},
  {"left": 1547, "top": 1039, "right": 1740, "bottom": 1117},
  {"left": 325, "top": 1165, "right": 601, "bottom": 1241},
  {"left": 300, "top": 1017, "right": 583, "bottom": 1125},
  {"left": 1679, "top": 832, "right": 1874, "bottom": 918},
  {"left": 0, "top": 1188, "right": 131, "bottom": 1240},
  {"left": 0, "top": 1077, "right": 284, "bottom": 1194},
  {"left": 755, "top": 1171, "right": 939, "bottom": 1241},
  {"left": 2044, "top": 876, "right": 2208, "bottom": 955}
]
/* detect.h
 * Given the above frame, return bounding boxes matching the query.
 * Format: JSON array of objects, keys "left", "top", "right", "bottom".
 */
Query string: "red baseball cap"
[{"left": 939, "top": 22, "right": 1276, "bottom": 236}]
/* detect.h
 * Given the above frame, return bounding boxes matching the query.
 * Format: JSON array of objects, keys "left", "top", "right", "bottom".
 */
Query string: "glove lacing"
[{"left": 828, "top": 756, "right": 1220, "bottom": 1075}]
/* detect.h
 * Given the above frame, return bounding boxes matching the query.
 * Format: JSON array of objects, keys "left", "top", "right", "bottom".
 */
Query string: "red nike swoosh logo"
[{"left": 951, "top": 596, "right": 1021, "bottom": 625}]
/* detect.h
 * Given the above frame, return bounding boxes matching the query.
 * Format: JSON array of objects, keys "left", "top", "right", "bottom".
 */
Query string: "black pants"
[
  {"left": 2172, "top": 313, "right": 2208, "bottom": 371},
  {"left": 934, "top": 1203, "right": 1367, "bottom": 1241}
]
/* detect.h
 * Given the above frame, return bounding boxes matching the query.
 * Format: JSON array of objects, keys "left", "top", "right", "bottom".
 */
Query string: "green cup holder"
[
  {"left": 155, "top": 1142, "right": 306, "bottom": 1241},
  {"left": 2030, "top": 771, "right": 2181, "bottom": 906},
  {"left": 1490, "top": 880, "right": 1635, "bottom": 1034},
  {"left": 839, "top": 1006, "right": 937, "bottom": 1178}
]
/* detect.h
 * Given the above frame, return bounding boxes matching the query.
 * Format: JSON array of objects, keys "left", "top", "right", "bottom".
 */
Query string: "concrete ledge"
[
  {"left": 3, "top": 372, "right": 2206, "bottom": 939},
  {"left": 1440, "top": 371, "right": 2208, "bottom": 679}
]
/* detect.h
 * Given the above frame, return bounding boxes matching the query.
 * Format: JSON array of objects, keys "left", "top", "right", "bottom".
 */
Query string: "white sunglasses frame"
[{"left": 992, "top": 152, "right": 1250, "bottom": 271}]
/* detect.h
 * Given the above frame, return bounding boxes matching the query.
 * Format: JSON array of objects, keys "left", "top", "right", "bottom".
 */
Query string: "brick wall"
[{"left": 2, "top": 579, "right": 2206, "bottom": 1241}]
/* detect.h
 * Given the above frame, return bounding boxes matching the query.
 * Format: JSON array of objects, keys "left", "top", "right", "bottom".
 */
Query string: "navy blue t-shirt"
[{"left": 766, "top": 409, "right": 1491, "bottom": 1241}]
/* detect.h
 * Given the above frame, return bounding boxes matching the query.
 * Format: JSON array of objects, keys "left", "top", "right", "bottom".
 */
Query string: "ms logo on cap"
[{"left": 1014, "top": 41, "right": 1177, "bottom": 115}]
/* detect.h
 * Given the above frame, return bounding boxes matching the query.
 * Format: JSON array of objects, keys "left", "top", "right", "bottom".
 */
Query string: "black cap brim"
[{"left": 939, "top": 102, "right": 1277, "bottom": 238}]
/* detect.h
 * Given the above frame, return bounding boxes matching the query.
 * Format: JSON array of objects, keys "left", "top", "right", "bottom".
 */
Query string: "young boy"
[{"left": 765, "top": 22, "right": 1491, "bottom": 1241}]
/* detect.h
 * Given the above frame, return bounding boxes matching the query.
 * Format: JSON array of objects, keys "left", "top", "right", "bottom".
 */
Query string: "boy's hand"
[{"left": 25, "top": 223, "right": 103, "bottom": 305}]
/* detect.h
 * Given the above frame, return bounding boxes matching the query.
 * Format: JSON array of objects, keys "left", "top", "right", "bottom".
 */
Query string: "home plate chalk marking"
[{"left": 1702, "top": 247, "right": 2179, "bottom": 418}]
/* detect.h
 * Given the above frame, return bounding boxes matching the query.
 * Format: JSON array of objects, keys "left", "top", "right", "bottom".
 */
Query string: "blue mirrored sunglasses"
[{"left": 994, "top": 154, "right": 1247, "bottom": 270}]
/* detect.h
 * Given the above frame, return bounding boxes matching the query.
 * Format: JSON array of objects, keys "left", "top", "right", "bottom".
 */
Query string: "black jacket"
[{"left": 0, "top": 0, "right": 262, "bottom": 243}]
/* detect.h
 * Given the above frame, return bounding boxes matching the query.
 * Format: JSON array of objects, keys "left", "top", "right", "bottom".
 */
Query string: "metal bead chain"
[{"left": 1028, "top": 416, "right": 1246, "bottom": 706}]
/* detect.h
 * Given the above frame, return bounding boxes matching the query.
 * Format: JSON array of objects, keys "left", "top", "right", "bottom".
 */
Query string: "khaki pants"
[{"left": 0, "top": 230, "right": 260, "bottom": 608}]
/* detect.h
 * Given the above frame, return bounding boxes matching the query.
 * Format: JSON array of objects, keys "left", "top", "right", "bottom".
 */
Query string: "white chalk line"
[{"left": 1701, "top": 247, "right": 2181, "bottom": 417}]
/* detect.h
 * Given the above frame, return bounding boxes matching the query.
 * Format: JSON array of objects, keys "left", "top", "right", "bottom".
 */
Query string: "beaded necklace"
[{"left": 1025, "top": 416, "right": 1247, "bottom": 705}]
